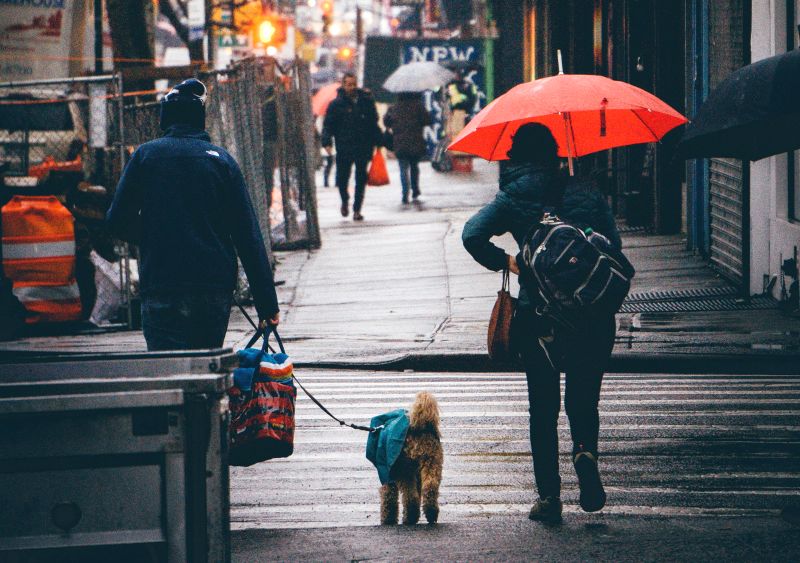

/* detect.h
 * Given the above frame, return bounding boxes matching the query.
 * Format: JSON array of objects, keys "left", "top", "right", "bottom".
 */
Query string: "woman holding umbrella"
[
  {"left": 462, "top": 123, "right": 620, "bottom": 523},
  {"left": 384, "top": 92, "right": 433, "bottom": 204}
]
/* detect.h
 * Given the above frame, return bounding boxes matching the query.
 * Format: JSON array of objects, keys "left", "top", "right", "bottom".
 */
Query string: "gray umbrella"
[{"left": 382, "top": 62, "right": 456, "bottom": 93}]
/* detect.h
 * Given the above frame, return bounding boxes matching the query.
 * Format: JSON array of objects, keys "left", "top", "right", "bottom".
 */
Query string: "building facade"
[{"left": 750, "top": 1, "right": 800, "bottom": 301}]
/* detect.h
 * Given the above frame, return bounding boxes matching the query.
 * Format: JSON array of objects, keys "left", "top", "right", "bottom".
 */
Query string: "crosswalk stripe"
[
  {"left": 292, "top": 399, "right": 800, "bottom": 409},
  {"left": 232, "top": 372, "right": 800, "bottom": 530},
  {"left": 290, "top": 389, "right": 800, "bottom": 397}
]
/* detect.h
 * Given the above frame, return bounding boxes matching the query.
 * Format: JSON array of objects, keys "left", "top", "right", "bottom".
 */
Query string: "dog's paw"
[
  {"left": 402, "top": 506, "right": 420, "bottom": 525},
  {"left": 424, "top": 506, "right": 439, "bottom": 524}
]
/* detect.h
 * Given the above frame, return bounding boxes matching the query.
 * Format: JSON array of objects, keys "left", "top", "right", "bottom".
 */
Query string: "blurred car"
[{"left": 0, "top": 91, "right": 87, "bottom": 176}]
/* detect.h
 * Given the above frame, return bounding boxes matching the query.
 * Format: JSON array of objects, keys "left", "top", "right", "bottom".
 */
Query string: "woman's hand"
[{"left": 508, "top": 254, "right": 520, "bottom": 275}]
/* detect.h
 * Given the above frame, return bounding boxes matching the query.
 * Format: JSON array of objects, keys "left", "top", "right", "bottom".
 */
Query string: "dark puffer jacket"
[
  {"left": 384, "top": 97, "right": 433, "bottom": 159},
  {"left": 321, "top": 88, "right": 381, "bottom": 160},
  {"left": 462, "top": 162, "right": 620, "bottom": 307}
]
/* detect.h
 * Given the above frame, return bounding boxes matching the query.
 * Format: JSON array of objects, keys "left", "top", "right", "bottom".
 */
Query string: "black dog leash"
[
  {"left": 291, "top": 374, "right": 379, "bottom": 433},
  {"left": 234, "top": 297, "right": 381, "bottom": 433}
]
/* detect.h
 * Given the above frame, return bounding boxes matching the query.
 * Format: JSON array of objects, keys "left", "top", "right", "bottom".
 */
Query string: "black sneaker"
[
  {"left": 574, "top": 451, "right": 606, "bottom": 512},
  {"left": 340, "top": 203, "right": 349, "bottom": 217},
  {"left": 528, "top": 496, "right": 562, "bottom": 523},
  {"left": 353, "top": 211, "right": 364, "bottom": 221}
]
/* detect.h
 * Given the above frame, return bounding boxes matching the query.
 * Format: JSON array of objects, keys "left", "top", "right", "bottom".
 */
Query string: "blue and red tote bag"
[{"left": 229, "top": 328, "right": 296, "bottom": 466}]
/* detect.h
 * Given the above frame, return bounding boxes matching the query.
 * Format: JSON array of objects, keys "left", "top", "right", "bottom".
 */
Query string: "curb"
[{"left": 295, "top": 352, "right": 800, "bottom": 375}]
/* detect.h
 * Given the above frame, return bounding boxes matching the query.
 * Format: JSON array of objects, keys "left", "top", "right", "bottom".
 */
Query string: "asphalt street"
[{"left": 230, "top": 368, "right": 800, "bottom": 561}]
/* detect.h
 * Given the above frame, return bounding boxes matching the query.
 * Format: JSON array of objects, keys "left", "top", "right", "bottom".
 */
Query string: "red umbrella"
[
  {"left": 448, "top": 73, "right": 687, "bottom": 172},
  {"left": 312, "top": 82, "right": 340, "bottom": 117}
]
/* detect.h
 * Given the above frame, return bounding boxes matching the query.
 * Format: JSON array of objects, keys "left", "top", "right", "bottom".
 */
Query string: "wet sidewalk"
[
  {"left": 1, "top": 158, "right": 798, "bottom": 373},
  {"left": 269, "top": 158, "right": 800, "bottom": 374}
]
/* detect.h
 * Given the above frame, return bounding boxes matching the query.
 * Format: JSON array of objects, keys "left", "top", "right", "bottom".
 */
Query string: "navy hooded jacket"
[
  {"left": 106, "top": 125, "right": 279, "bottom": 320},
  {"left": 462, "top": 163, "right": 620, "bottom": 308}
]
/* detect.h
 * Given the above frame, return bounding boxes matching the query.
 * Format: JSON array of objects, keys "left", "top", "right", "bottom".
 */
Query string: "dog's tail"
[{"left": 409, "top": 392, "right": 440, "bottom": 435}]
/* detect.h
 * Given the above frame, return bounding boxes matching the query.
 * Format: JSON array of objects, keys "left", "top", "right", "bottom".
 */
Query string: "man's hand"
[
  {"left": 508, "top": 254, "right": 520, "bottom": 275},
  {"left": 323, "top": 145, "right": 333, "bottom": 155},
  {"left": 258, "top": 312, "right": 280, "bottom": 331}
]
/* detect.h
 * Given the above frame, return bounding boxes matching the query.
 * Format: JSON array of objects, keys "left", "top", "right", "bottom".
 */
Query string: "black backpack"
[{"left": 518, "top": 214, "right": 635, "bottom": 331}]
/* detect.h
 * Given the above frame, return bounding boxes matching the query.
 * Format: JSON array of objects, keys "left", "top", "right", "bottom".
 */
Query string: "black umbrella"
[{"left": 678, "top": 48, "right": 800, "bottom": 161}]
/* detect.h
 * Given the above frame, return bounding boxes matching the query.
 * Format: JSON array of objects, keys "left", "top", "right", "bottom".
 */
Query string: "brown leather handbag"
[{"left": 487, "top": 268, "right": 517, "bottom": 361}]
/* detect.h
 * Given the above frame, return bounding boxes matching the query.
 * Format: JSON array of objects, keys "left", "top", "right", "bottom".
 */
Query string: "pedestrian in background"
[
  {"left": 445, "top": 69, "right": 478, "bottom": 138},
  {"left": 322, "top": 72, "right": 382, "bottom": 221},
  {"left": 315, "top": 115, "right": 334, "bottom": 188},
  {"left": 461, "top": 123, "right": 619, "bottom": 523},
  {"left": 106, "top": 78, "right": 280, "bottom": 351},
  {"left": 384, "top": 92, "right": 433, "bottom": 204}
]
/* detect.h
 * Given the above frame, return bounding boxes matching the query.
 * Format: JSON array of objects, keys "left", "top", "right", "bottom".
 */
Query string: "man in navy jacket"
[{"left": 107, "top": 79, "right": 279, "bottom": 350}]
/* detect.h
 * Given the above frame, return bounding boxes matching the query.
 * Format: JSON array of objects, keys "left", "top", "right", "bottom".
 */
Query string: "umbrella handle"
[{"left": 562, "top": 112, "right": 575, "bottom": 176}]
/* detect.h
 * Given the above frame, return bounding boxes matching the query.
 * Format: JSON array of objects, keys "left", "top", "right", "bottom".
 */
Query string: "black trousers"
[
  {"left": 335, "top": 153, "right": 370, "bottom": 212},
  {"left": 511, "top": 309, "right": 616, "bottom": 499},
  {"left": 323, "top": 154, "right": 334, "bottom": 186},
  {"left": 141, "top": 291, "right": 232, "bottom": 351}
]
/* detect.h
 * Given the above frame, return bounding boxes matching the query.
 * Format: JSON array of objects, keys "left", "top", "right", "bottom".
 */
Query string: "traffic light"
[
  {"left": 253, "top": 14, "right": 288, "bottom": 47},
  {"left": 259, "top": 19, "right": 277, "bottom": 44},
  {"left": 321, "top": 0, "right": 333, "bottom": 34},
  {"left": 337, "top": 46, "right": 353, "bottom": 60}
]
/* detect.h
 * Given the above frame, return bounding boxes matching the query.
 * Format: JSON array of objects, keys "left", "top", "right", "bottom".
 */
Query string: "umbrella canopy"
[
  {"left": 312, "top": 82, "right": 340, "bottom": 117},
  {"left": 382, "top": 61, "right": 455, "bottom": 93},
  {"left": 678, "top": 49, "right": 800, "bottom": 161},
  {"left": 448, "top": 74, "right": 687, "bottom": 161}
]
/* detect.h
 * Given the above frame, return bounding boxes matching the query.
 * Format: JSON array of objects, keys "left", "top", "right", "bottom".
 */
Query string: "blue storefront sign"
[
  {"left": 364, "top": 37, "right": 485, "bottom": 158},
  {"left": 401, "top": 40, "right": 485, "bottom": 157}
]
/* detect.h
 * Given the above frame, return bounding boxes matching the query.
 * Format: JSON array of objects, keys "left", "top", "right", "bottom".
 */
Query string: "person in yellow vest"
[{"left": 445, "top": 70, "right": 478, "bottom": 138}]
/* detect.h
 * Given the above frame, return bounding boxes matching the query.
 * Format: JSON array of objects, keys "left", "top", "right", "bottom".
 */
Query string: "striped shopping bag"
[{"left": 229, "top": 328, "right": 296, "bottom": 466}]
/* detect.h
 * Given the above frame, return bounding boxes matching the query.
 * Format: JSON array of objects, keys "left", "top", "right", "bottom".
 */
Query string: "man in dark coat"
[
  {"left": 106, "top": 78, "right": 279, "bottom": 351},
  {"left": 321, "top": 73, "right": 382, "bottom": 221}
]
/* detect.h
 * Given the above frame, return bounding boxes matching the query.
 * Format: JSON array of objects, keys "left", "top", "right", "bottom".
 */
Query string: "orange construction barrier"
[
  {"left": 1, "top": 196, "right": 81, "bottom": 323},
  {"left": 28, "top": 154, "right": 83, "bottom": 179}
]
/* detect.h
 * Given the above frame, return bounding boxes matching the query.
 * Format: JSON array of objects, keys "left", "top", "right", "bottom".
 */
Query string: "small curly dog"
[{"left": 381, "top": 392, "right": 444, "bottom": 525}]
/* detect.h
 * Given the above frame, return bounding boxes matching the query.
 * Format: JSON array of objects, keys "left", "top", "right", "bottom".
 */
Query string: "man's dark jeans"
[
  {"left": 512, "top": 309, "right": 616, "bottom": 499},
  {"left": 141, "top": 291, "right": 232, "bottom": 351},
  {"left": 335, "top": 153, "right": 370, "bottom": 212},
  {"left": 398, "top": 157, "right": 421, "bottom": 201}
]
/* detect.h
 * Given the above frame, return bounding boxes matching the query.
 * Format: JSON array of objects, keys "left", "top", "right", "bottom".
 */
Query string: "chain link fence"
[
  {"left": 0, "top": 75, "right": 131, "bottom": 333},
  {"left": 269, "top": 59, "right": 321, "bottom": 250},
  {"left": 124, "top": 56, "right": 321, "bottom": 255},
  {"left": 0, "top": 56, "right": 321, "bottom": 336}
]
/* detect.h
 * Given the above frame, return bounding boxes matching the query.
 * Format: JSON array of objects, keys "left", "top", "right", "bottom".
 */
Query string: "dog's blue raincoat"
[{"left": 365, "top": 409, "right": 409, "bottom": 485}]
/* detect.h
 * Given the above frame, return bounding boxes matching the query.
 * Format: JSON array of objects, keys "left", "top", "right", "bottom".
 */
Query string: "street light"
[
  {"left": 259, "top": 19, "right": 277, "bottom": 44},
  {"left": 253, "top": 14, "right": 288, "bottom": 48},
  {"left": 321, "top": 0, "right": 333, "bottom": 34}
]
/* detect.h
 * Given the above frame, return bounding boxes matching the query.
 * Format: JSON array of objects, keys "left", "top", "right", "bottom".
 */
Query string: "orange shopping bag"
[{"left": 367, "top": 149, "right": 390, "bottom": 186}]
